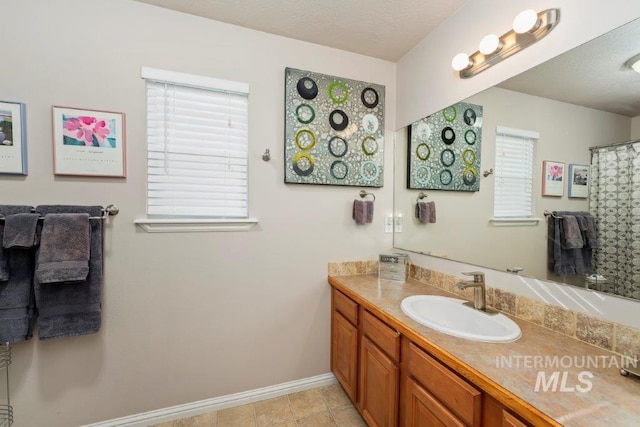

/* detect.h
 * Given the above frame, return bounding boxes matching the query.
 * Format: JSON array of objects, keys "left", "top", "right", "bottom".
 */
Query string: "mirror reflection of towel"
[{"left": 416, "top": 201, "right": 436, "bottom": 224}]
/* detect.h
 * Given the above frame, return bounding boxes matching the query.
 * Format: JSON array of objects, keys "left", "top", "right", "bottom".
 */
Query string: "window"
[
  {"left": 142, "top": 67, "right": 250, "bottom": 221},
  {"left": 492, "top": 126, "right": 540, "bottom": 225}
]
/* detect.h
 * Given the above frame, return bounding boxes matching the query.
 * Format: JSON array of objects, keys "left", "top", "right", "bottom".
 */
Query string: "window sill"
[
  {"left": 489, "top": 217, "right": 542, "bottom": 227},
  {"left": 134, "top": 218, "right": 258, "bottom": 233}
]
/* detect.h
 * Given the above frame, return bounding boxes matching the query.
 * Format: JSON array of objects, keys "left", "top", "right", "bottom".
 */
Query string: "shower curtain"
[{"left": 589, "top": 140, "right": 640, "bottom": 298}]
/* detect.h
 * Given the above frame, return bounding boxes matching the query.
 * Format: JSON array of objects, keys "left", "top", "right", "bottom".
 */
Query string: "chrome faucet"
[{"left": 457, "top": 271, "right": 486, "bottom": 311}]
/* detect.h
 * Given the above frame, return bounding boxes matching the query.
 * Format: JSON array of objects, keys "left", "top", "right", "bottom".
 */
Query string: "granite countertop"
[{"left": 329, "top": 274, "right": 640, "bottom": 427}]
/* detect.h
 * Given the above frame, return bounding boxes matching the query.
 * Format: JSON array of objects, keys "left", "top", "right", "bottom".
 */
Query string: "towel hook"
[
  {"left": 416, "top": 192, "right": 427, "bottom": 203},
  {"left": 359, "top": 190, "right": 375, "bottom": 201}
]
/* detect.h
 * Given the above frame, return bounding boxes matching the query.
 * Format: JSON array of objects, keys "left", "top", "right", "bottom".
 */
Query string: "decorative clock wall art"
[
  {"left": 407, "top": 101, "right": 482, "bottom": 192},
  {"left": 284, "top": 68, "right": 385, "bottom": 187}
]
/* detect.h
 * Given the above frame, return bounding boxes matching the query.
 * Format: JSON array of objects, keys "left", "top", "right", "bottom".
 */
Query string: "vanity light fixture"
[
  {"left": 626, "top": 53, "right": 640, "bottom": 73},
  {"left": 452, "top": 9, "right": 560, "bottom": 78}
]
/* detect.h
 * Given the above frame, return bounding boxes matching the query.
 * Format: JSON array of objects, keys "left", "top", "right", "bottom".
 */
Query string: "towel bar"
[
  {"left": 359, "top": 190, "right": 375, "bottom": 201},
  {"left": 0, "top": 204, "right": 119, "bottom": 221}
]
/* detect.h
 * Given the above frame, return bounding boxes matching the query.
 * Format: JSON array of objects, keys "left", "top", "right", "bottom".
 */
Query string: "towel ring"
[
  {"left": 359, "top": 190, "right": 375, "bottom": 201},
  {"left": 416, "top": 192, "right": 427, "bottom": 203}
]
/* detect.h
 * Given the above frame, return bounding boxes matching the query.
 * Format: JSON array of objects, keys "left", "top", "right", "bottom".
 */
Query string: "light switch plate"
[
  {"left": 384, "top": 216, "right": 393, "bottom": 233},
  {"left": 394, "top": 216, "right": 403, "bottom": 233}
]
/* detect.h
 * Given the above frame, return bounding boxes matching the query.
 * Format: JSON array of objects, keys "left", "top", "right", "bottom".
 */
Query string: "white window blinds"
[
  {"left": 143, "top": 68, "right": 249, "bottom": 218},
  {"left": 493, "top": 126, "right": 538, "bottom": 218}
]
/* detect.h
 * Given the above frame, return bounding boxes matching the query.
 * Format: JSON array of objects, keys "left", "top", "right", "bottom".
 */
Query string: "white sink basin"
[{"left": 400, "top": 295, "right": 521, "bottom": 343}]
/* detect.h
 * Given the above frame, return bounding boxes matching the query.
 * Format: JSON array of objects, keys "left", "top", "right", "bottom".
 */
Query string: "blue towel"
[
  {"left": 0, "top": 205, "right": 37, "bottom": 343},
  {"left": 34, "top": 205, "right": 103, "bottom": 340}
]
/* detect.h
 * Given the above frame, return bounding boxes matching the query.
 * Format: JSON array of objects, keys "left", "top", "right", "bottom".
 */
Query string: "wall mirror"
[{"left": 393, "top": 17, "right": 640, "bottom": 299}]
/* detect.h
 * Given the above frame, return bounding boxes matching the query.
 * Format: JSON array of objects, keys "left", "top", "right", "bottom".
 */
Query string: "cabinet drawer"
[
  {"left": 334, "top": 289, "right": 358, "bottom": 326},
  {"left": 362, "top": 310, "right": 400, "bottom": 362},
  {"left": 503, "top": 410, "right": 529, "bottom": 427},
  {"left": 407, "top": 343, "right": 481, "bottom": 426}
]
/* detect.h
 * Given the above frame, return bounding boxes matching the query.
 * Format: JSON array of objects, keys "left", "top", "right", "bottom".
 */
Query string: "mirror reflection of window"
[{"left": 493, "top": 126, "right": 539, "bottom": 220}]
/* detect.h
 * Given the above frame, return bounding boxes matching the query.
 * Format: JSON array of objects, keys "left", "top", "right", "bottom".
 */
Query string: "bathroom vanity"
[{"left": 329, "top": 274, "right": 640, "bottom": 426}]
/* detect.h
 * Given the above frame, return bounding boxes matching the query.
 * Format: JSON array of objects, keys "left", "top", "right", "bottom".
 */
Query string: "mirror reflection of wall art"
[
  {"left": 284, "top": 68, "right": 385, "bottom": 187},
  {"left": 407, "top": 101, "right": 482, "bottom": 191},
  {"left": 0, "top": 100, "right": 27, "bottom": 175},
  {"left": 568, "top": 163, "right": 590, "bottom": 198},
  {"left": 52, "top": 106, "right": 126, "bottom": 177},
  {"left": 542, "top": 160, "right": 564, "bottom": 196}
]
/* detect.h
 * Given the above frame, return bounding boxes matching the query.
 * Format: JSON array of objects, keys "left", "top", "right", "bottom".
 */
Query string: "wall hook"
[
  {"left": 483, "top": 168, "right": 494, "bottom": 177},
  {"left": 262, "top": 149, "right": 271, "bottom": 161}
]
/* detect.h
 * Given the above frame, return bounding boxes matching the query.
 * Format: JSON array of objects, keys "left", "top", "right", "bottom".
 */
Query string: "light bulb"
[
  {"left": 479, "top": 34, "right": 501, "bottom": 55},
  {"left": 513, "top": 9, "right": 539, "bottom": 34},
  {"left": 451, "top": 53, "right": 471, "bottom": 71}
]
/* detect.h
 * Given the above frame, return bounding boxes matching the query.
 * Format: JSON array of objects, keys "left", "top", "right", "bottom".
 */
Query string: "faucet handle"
[{"left": 462, "top": 271, "right": 485, "bottom": 282}]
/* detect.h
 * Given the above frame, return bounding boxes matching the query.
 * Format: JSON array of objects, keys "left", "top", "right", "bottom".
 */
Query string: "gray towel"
[
  {"left": 0, "top": 205, "right": 37, "bottom": 343},
  {"left": 353, "top": 200, "right": 374, "bottom": 224},
  {"left": 3, "top": 213, "right": 40, "bottom": 249},
  {"left": 561, "top": 215, "right": 583, "bottom": 249},
  {"left": 548, "top": 211, "right": 593, "bottom": 276},
  {"left": 415, "top": 201, "right": 436, "bottom": 224},
  {"left": 426, "top": 201, "right": 436, "bottom": 223},
  {"left": 576, "top": 214, "right": 598, "bottom": 248},
  {"left": 416, "top": 202, "right": 428, "bottom": 224},
  {"left": 34, "top": 205, "right": 103, "bottom": 340},
  {"left": 36, "top": 213, "right": 91, "bottom": 284}
]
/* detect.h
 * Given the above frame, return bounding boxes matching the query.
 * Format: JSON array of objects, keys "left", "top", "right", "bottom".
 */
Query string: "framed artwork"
[
  {"left": 542, "top": 160, "right": 564, "bottom": 196},
  {"left": 52, "top": 106, "right": 126, "bottom": 177},
  {"left": 407, "top": 101, "right": 482, "bottom": 191},
  {"left": 0, "top": 101, "right": 27, "bottom": 175},
  {"left": 284, "top": 67, "right": 385, "bottom": 187},
  {"left": 568, "top": 164, "right": 590, "bottom": 198}
]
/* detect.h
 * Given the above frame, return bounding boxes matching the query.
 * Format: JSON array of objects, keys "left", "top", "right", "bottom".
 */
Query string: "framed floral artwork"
[
  {"left": 0, "top": 100, "right": 27, "bottom": 175},
  {"left": 52, "top": 106, "right": 126, "bottom": 177},
  {"left": 542, "top": 160, "right": 564, "bottom": 196},
  {"left": 568, "top": 164, "right": 590, "bottom": 198}
]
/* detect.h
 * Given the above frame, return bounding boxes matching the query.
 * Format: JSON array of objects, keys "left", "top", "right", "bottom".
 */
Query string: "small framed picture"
[
  {"left": 542, "top": 160, "right": 564, "bottom": 196},
  {"left": 568, "top": 164, "right": 590, "bottom": 198},
  {"left": 0, "top": 101, "right": 27, "bottom": 175},
  {"left": 52, "top": 106, "right": 126, "bottom": 177}
]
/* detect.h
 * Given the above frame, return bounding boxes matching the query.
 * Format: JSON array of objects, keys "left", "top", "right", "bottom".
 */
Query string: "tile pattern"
[
  {"left": 328, "top": 260, "right": 377, "bottom": 276},
  {"left": 151, "top": 384, "right": 365, "bottom": 427}
]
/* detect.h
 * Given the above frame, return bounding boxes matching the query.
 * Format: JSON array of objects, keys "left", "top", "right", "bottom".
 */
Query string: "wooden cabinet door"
[
  {"left": 404, "top": 377, "right": 465, "bottom": 427},
  {"left": 332, "top": 310, "right": 358, "bottom": 402},
  {"left": 359, "top": 335, "right": 399, "bottom": 427}
]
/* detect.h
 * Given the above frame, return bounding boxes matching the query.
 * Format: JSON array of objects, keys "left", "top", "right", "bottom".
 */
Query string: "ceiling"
[
  {"left": 134, "top": 1, "right": 639, "bottom": 118},
  {"left": 134, "top": 0, "right": 467, "bottom": 61},
  {"left": 498, "top": 17, "right": 640, "bottom": 117}
]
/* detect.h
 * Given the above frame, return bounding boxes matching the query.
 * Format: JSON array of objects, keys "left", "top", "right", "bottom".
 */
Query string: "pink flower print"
[
  {"left": 62, "top": 115, "right": 111, "bottom": 146},
  {"left": 93, "top": 120, "right": 110, "bottom": 145},
  {"left": 549, "top": 164, "right": 563, "bottom": 181}
]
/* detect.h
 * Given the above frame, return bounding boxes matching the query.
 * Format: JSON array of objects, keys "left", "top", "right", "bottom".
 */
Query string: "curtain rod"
[{"left": 589, "top": 138, "right": 640, "bottom": 151}]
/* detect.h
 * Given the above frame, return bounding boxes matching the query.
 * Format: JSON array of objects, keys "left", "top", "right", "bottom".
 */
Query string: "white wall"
[
  {"left": 632, "top": 116, "right": 640, "bottom": 139},
  {"left": 1, "top": 1, "right": 395, "bottom": 426}
]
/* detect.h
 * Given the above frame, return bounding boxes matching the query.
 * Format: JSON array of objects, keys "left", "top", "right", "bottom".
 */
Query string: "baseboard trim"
[{"left": 84, "top": 373, "right": 337, "bottom": 427}]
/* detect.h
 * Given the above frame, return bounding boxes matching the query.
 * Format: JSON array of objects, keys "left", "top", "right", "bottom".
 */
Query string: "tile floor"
[{"left": 151, "top": 383, "right": 366, "bottom": 426}]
